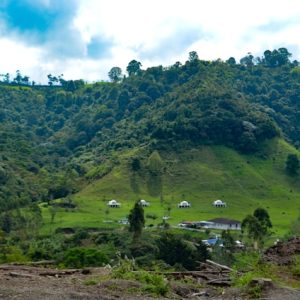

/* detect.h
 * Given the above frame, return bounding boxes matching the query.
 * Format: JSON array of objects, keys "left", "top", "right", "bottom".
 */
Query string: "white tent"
[
  {"left": 178, "top": 201, "right": 191, "bottom": 208},
  {"left": 139, "top": 199, "right": 149, "bottom": 207},
  {"left": 107, "top": 199, "right": 121, "bottom": 207},
  {"left": 213, "top": 200, "right": 226, "bottom": 207}
]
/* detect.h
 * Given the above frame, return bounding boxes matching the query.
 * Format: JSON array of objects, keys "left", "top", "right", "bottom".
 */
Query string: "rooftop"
[{"left": 208, "top": 218, "right": 241, "bottom": 225}]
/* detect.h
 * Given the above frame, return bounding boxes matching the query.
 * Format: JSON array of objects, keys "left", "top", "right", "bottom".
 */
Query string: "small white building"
[
  {"left": 178, "top": 201, "right": 191, "bottom": 208},
  {"left": 213, "top": 199, "right": 227, "bottom": 208},
  {"left": 139, "top": 199, "right": 150, "bottom": 207},
  {"left": 107, "top": 199, "right": 121, "bottom": 208}
]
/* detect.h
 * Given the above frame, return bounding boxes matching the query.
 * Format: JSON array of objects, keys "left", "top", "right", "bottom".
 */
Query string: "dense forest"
[{"left": 0, "top": 47, "right": 300, "bottom": 219}]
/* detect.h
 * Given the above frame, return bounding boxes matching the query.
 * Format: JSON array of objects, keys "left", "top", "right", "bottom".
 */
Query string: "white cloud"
[{"left": 2, "top": 0, "right": 300, "bottom": 83}]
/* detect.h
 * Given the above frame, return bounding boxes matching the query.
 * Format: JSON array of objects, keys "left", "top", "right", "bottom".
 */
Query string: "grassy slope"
[{"left": 41, "top": 138, "right": 300, "bottom": 236}]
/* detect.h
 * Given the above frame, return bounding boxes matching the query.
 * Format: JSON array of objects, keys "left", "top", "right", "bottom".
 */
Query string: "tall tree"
[
  {"left": 242, "top": 208, "right": 272, "bottom": 249},
  {"left": 286, "top": 154, "right": 299, "bottom": 175},
  {"left": 126, "top": 60, "right": 142, "bottom": 76},
  {"left": 128, "top": 200, "right": 145, "bottom": 239},
  {"left": 188, "top": 51, "right": 199, "bottom": 62},
  {"left": 108, "top": 67, "right": 123, "bottom": 82},
  {"left": 253, "top": 207, "right": 272, "bottom": 228},
  {"left": 148, "top": 150, "right": 163, "bottom": 174},
  {"left": 14, "top": 70, "right": 22, "bottom": 84}
]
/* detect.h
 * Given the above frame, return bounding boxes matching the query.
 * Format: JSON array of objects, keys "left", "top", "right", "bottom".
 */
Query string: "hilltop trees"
[
  {"left": 188, "top": 51, "right": 199, "bottom": 62},
  {"left": 126, "top": 60, "right": 142, "bottom": 76},
  {"left": 263, "top": 48, "right": 292, "bottom": 67},
  {"left": 108, "top": 67, "right": 123, "bottom": 82}
]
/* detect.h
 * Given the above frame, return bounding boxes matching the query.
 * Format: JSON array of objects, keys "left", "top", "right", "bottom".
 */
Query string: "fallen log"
[
  {"left": 205, "top": 260, "right": 235, "bottom": 272},
  {"left": 38, "top": 268, "right": 90, "bottom": 276},
  {"left": 39, "top": 269, "right": 79, "bottom": 276},
  {"left": 9, "top": 272, "right": 35, "bottom": 278},
  {"left": 27, "top": 260, "right": 56, "bottom": 266},
  {"left": 207, "top": 278, "right": 231, "bottom": 286}
]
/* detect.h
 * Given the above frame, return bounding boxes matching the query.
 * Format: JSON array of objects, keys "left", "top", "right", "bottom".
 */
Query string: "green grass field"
[{"left": 41, "top": 138, "right": 300, "bottom": 236}]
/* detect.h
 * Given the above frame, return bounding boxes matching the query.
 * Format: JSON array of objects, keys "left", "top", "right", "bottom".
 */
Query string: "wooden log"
[
  {"left": 249, "top": 278, "right": 273, "bottom": 288},
  {"left": 207, "top": 278, "right": 232, "bottom": 286},
  {"left": 205, "top": 260, "right": 234, "bottom": 272},
  {"left": 9, "top": 272, "right": 35, "bottom": 278},
  {"left": 27, "top": 260, "right": 56, "bottom": 266}
]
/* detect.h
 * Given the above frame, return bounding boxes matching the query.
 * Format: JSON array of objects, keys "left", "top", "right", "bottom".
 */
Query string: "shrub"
[
  {"left": 292, "top": 256, "right": 300, "bottom": 277},
  {"left": 111, "top": 256, "right": 169, "bottom": 296},
  {"left": 62, "top": 247, "right": 109, "bottom": 268},
  {"left": 156, "top": 232, "right": 209, "bottom": 270}
]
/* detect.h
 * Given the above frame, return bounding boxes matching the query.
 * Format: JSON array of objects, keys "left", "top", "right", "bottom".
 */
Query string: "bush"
[
  {"left": 130, "top": 240, "right": 158, "bottom": 258},
  {"left": 111, "top": 256, "right": 169, "bottom": 296},
  {"left": 156, "top": 232, "right": 209, "bottom": 270},
  {"left": 62, "top": 247, "right": 109, "bottom": 268},
  {"left": 292, "top": 256, "right": 300, "bottom": 277}
]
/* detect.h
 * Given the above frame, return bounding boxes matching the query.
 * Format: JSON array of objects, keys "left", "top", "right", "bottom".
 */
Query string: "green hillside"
[
  {"left": 1, "top": 48, "right": 300, "bottom": 239},
  {"left": 42, "top": 138, "right": 300, "bottom": 236}
]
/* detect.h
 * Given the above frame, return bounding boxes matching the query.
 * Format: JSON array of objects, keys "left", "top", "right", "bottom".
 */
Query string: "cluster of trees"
[
  {"left": 0, "top": 70, "right": 31, "bottom": 85},
  {"left": 0, "top": 70, "right": 85, "bottom": 91}
]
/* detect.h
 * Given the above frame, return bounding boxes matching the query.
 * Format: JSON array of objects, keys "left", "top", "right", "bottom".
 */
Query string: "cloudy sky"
[{"left": 0, "top": 0, "right": 300, "bottom": 83}]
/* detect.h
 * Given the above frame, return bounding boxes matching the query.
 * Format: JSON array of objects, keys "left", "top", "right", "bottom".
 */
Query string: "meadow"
[{"left": 41, "top": 138, "right": 300, "bottom": 237}]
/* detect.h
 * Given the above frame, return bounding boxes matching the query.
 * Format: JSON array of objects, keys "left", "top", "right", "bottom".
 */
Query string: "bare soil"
[
  {"left": 0, "top": 264, "right": 154, "bottom": 299},
  {"left": 263, "top": 237, "right": 300, "bottom": 265},
  {"left": 0, "top": 264, "right": 300, "bottom": 299}
]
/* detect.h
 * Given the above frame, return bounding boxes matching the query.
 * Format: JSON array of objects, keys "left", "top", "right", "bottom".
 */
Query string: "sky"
[{"left": 0, "top": 0, "right": 300, "bottom": 83}]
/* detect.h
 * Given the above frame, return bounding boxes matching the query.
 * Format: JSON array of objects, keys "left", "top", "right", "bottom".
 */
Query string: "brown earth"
[
  {"left": 263, "top": 237, "right": 300, "bottom": 265},
  {"left": 0, "top": 264, "right": 300, "bottom": 299}
]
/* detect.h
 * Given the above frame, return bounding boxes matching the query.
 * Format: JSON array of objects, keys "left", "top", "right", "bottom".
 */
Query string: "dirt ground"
[
  {"left": 0, "top": 264, "right": 300, "bottom": 299},
  {"left": 263, "top": 236, "right": 300, "bottom": 265},
  {"left": 0, "top": 265, "right": 153, "bottom": 300}
]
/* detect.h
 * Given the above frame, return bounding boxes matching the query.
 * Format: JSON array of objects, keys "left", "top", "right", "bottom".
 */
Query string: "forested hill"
[{"left": 0, "top": 48, "right": 300, "bottom": 213}]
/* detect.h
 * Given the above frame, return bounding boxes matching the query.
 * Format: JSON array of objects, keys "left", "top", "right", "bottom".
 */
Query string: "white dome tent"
[
  {"left": 213, "top": 199, "right": 227, "bottom": 208},
  {"left": 139, "top": 199, "right": 150, "bottom": 207},
  {"left": 107, "top": 199, "right": 121, "bottom": 207},
  {"left": 178, "top": 201, "right": 191, "bottom": 208}
]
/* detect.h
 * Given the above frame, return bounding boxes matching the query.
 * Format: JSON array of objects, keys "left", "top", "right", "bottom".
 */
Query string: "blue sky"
[{"left": 0, "top": 0, "right": 300, "bottom": 83}]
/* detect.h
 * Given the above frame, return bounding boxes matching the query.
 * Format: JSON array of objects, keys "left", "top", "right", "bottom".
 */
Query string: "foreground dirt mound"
[{"left": 264, "top": 237, "right": 300, "bottom": 265}]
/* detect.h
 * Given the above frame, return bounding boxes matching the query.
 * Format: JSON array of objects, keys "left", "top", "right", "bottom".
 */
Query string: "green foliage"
[
  {"left": 233, "top": 251, "right": 261, "bottom": 272},
  {"left": 232, "top": 253, "right": 274, "bottom": 285},
  {"left": 188, "top": 51, "right": 199, "bottom": 62},
  {"left": 289, "top": 215, "right": 300, "bottom": 236},
  {"left": 286, "top": 154, "right": 299, "bottom": 175},
  {"left": 292, "top": 256, "right": 300, "bottom": 277},
  {"left": 148, "top": 151, "right": 163, "bottom": 174},
  {"left": 111, "top": 256, "right": 169, "bottom": 296},
  {"left": 253, "top": 208, "right": 272, "bottom": 228},
  {"left": 156, "top": 232, "right": 209, "bottom": 270},
  {"left": 128, "top": 201, "right": 145, "bottom": 239},
  {"left": 0, "top": 245, "right": 28, "bottom": 263},
  {"left": 130, "top": 157, "right": 141, "bottom": 172},
  {"left": 212, "top": 230, "right": 235, "bottom": 265},
  {"left": 242, "top": 208, "right": 272, "bottom": 249},
  {"left": 126, "top": 60, "right": 142, "bottom": 76},
  {"left": 108, "top": 67, "right": 123, "bottom": 82},
  {"left": 62, "top": 247, "right": 109, "bottom": 268},
  {"left": 2, "top": 48, "right": 300, "bottom": 238}
]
